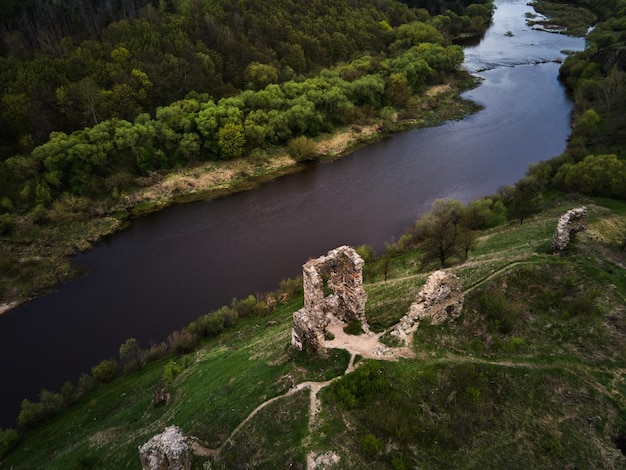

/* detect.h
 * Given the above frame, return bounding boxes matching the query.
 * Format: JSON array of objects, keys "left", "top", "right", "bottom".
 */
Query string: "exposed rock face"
[
  {"left": 138, "top": 426, "right": 192, "bottom": 470},
  {"left": 390, "top": 270, "right": 463, "bottom": 343},
  {"left": 552, "top": 206, "right": 587, "bottom": 253},
  {"left": 292, "top": 246, "right": 368, "bottom": 356}
]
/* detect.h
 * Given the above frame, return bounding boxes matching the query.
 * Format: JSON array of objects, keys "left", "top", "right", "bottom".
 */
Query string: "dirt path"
[{"left": 191, "top": 260, "right": 546, "bottom": 466}]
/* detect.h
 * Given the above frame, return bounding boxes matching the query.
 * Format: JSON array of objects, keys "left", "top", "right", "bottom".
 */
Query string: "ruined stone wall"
[
  {"left": 390, "top": 270, "right": 464, "bottom": 344},
  {"left": 292, "top": 246, "right": 368, "bottom": 356},
  {"left": 552, "top": 206, "right": 587, "bottom": 253},
  {"left": 138, "top": 426, "right": 192, "bottom": 470}
]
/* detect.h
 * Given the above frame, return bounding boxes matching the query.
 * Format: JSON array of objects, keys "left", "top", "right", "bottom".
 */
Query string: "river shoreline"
[{"left": 0, "top": 78, "right": 480, "bottom": 315}]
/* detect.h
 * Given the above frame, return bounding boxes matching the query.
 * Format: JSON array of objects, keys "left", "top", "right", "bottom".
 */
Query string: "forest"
[
  {"left": 526, "top": 0, "right": 626, "bottom": 198},
  {"left": 0, "top": 0, "right": 493, "bottom": 303}
]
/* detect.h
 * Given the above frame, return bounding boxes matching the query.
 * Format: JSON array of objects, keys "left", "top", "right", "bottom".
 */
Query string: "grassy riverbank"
[
  {"left": 0, "top": 75, "right": 480, "bottom": 312},
  {"left": 2, "top": 194, "right": 625, "bottom": 468}
]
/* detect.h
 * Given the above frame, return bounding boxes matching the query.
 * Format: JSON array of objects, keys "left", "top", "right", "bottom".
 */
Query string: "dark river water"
[{"left": 0, "top": 0, "right": 584, "bottom": 427}]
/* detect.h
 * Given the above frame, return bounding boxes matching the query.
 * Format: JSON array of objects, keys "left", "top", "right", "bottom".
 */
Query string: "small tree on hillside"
[
  {"left": 501, "top": 176, "right": 544, "bottom": 225},
  {"left": 416, "top": 199, "right": 468, "bottom": 268}
]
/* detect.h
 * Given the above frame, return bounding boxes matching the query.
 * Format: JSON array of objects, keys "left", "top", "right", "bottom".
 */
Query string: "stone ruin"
[
  {"left": 552, "top": 206, "right": 588, "bottom": 253},
  {"left": 138, "top": 426, "right": 192, "bottom": 470},
  {"left": 390, "top": 270, "right": 464, "bottom": 344},
  {"left": 292, "top": 246, "right": 368, "bottom": 357}
]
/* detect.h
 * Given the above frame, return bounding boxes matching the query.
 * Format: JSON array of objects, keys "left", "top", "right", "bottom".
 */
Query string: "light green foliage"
[
  {"left": 217, "top": 123, "right": 246, "bottom": 159},
  {"left": 91, "top": 359, "right": 118, "bottom": 383},
  {"left": 562, "top": 154, "right": 626, "bottom": 198},
  {"left": 244, "top": 62, "right": 279, "bottom": 90},
  {"left": 287, "top": 136, "right": 317, "bottom": 162}
]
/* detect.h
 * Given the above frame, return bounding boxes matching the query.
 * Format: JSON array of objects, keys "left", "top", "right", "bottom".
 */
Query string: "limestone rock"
[
  {"left": 138, "top": 426, "right": 192, "bottom": 470},
  {"left": 292, "top": 246, "right": 368, "bottom": 356},
  {"left": 552, "top": 206, "right": 587, "bottom": 253},
  {"left": 391, "top": 270, "right": 463, "bottom": 342}
]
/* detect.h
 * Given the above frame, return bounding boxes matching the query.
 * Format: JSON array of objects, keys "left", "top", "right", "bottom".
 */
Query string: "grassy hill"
[{"left": 2, "top": 193, "right": 626, "bottom": 469}]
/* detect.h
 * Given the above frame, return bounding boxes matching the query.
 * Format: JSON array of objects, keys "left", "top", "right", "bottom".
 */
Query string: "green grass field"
[{"left": 2, "top": 195, "right": 626, "bottom": 469}]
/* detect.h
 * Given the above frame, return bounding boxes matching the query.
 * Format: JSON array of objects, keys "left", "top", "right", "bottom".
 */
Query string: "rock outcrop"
[
  {"left": 552, "top": 206, "right": 587, "bottom": 253},
  {"left": 390, "top": 270, "right": 463, "bottom": 344},
  {"left": 292, "top": 246, "right": 368, "bottom": 356},
  {"left": 138, "top": 426, "right": 192, "bottom": 470}
]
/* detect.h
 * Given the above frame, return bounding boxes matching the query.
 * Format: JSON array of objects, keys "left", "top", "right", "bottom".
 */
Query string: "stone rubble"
[
  {"left": 292, "top": 246, "right": 368, "bottom": 357},
  {"left": 390, "top": 270, "right": 464, "bottom": 344},
  {"left": 138, "top": 426, "right": 192, "bottom": 470},
  {"left": 552, "top": 206, "right": 588, "bottom": 253}
]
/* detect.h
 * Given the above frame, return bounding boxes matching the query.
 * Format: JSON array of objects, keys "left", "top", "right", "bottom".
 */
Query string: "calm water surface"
[{"left": 0, "top": 0, "right": 584, "bottom": 426}]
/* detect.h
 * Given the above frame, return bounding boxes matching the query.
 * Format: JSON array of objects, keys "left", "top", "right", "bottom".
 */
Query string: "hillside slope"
[{"left": 1, "top": 194, "right": 625, "bottom": 469}]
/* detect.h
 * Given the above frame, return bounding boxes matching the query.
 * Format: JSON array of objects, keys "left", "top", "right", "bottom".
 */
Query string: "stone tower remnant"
[
  {"left": 552, "top": 206, "right": 587, "bottom": 253},
  {"left": 291, "top": 245, "right": 368, "bottom": 357}
]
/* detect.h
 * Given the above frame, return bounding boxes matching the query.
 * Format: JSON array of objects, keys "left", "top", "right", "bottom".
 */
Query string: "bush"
[
  {"left": 91, "top": 359, "right": 118, "bottom": 383},
  {"left": 479, "top": 291, "right": 521, "bottom": 334},
  {"left": 277, "top": 276, "right": 303, "bottom": 297},
  {"left": 77, "top": 373, "right": 95, "bottom": 395},
  {"left": 359, "top": 432, "right": 384, "bottom": 457},
  {"left": 17, "top": 389, "right": 63, "bottom": 428},
  {"left": 0, "top": 213, "right": 14, "bottom": 234},
  {"left": 188, "top": 310, "right": 226, "bottom": 337},
  {"left": 119, "top": 337, "right": 142, "bottom": 370},
  {"left": 0, "top": 427, "right": 20, "bottom": 458},
  {"left": 287, "top": 136, "right": 317, "bottom": 162},
  {"left": 142, "top": 342, "right": 168, "bottom": 363},
  {"left": 167, "top": 328, "right": 198, "bottom": 354},
  {"left": 231, "top": 295, "right": 269, "bottom": 319}
]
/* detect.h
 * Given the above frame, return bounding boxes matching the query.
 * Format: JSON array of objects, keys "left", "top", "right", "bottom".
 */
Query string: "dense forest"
[
  {"left": 0, "top": 0, "right": 491, "bottom": 158},
  {"left": 0, "top": 0, "right": 493, "bottom": 303}
]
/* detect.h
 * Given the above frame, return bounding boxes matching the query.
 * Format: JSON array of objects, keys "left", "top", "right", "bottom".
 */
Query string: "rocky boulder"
[{"left": 138, "top": 426, "right": 192, "bottom": 470}]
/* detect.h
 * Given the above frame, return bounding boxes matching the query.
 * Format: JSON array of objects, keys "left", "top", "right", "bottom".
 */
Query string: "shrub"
[
  {"left": 167, "top": 328, "right": 198, "bottom": 354},
  {"left": 142, "top": 342, "right": 168, "bottom": 363},
  {"left": 287, "top": 136, "right": 317, "bottom": 162},
  {"left": 17, "top": 389, "right": 63, "bottom": 428},
  {"left": 479, "top": 291, "right": 521, "bottom": 334},
  {"left": 61, "top": 381, "right": 77, "bottom": 406},
  {"left": 277, "top": 276, "right": 303, "bottom": 297},
  {"left": 359, "top": 432, "right": 384, "bottom": 457},
  {"left": 91, "top": 359, "right": 118, "bottom": 383},
  {"left": 77, "top": 373, "right": 95, "bottom": 395},
  {"left": 188, "top": 310, "right": 226, "bottom": 337},
  {"left": 344, "top": 319, "right": 364, "bottom": 335},
  {"left": 0, "top": 427, "right": 20, "bottom": 458},
  {"left": 231, "top": 295, "right": 268, "bottom": 319},
  {"left": 119, "top": 337, "right": 142, "bottom": 370},
  {"left": 0, "top": 213, "right": 14, "bottom": 234}
]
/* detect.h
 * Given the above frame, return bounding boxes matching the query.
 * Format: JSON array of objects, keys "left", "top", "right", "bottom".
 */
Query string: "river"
[{"left": 0, "top": 0, "right": 584, "bottom": 427}]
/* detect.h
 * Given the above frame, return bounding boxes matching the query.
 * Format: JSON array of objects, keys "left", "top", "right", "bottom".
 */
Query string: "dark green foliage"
[
  {"left": 90, "top": 359, "right": 118, "bottom": 383},
  {"left": 479, "top": 290, "right": 521, "bottom": 334},
  {"left": 407, "top": 198, "right": 473, "bottom": 267},
  {"left": 119, "top": 337, "right": 142, "bottom": 371},
  {"left": 344, "top": 319, "right": 365, "bottom": 336},
  {"left": 17, "top": 389, "right": 63, "bottom": 428},
  {"left": 0, "top": 427, "right": 20, "bottom": 458}
]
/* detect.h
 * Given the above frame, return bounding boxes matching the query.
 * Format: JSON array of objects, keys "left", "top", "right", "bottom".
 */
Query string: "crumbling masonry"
[
  {"left": 291, "top": 246, "right": 368, "bottom": 357},
  {"left": 552, "top": 206, "right": 587, "bottom": 253},
  {"left": 390, "top": 270, "right": 464, "bottom": 345}
]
